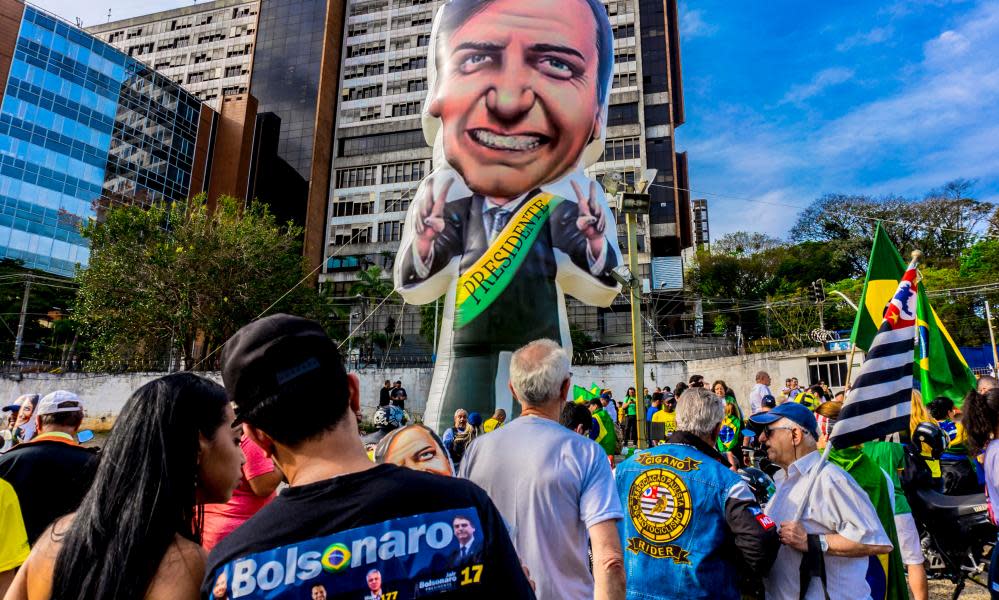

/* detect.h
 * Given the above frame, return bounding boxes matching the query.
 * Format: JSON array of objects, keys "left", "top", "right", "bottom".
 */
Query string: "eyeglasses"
[{"left": 763, "top": 426, "right": 796, "bottom": 437}]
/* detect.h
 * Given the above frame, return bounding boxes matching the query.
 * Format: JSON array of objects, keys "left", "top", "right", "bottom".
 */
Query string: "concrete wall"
[{"left": 0, "top": 347, "right": 853, "bottom": 430}]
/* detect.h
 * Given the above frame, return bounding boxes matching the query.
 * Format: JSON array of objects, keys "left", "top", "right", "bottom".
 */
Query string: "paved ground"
[{"left": 928, "top": 578, "right": 989, "bottom": 599}]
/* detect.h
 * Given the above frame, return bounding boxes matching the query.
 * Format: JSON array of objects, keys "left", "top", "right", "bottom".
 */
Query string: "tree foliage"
[
  {"left": 688, "top": 180, "right": 995, "bottom": 349},
  {"left": 791, "top": 180, "right": 993, "bottom": 274},
  {"left": 75, "top": 195, "right": 315, "bottom": 370}
]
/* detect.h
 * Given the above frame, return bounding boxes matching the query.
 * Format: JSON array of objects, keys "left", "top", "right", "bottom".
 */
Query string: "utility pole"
[
  {"left": 811, "top": 279, "right": 826, "bottom": 331},
  {"left": 626, "top": 212, "right": 646, "bottom": 449},
  {"left": 13, "top": 277, "right": 32, "bottom": 361}
]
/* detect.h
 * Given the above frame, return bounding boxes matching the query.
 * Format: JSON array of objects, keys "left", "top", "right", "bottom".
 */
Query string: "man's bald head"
[{"left": 978, "top": 375, "right": 998, "bottom": 394}]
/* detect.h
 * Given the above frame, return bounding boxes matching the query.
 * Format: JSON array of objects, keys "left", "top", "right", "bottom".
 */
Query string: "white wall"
[{"left": 0, "top": 348, "right": 849, "bottom": 430}]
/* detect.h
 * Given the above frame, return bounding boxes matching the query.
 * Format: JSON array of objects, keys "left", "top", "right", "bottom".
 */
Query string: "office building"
[
  {"left": 95, "top": 0, "right": 345, "bottom": 269},
  {"left": 322, "top": 0, "right": 692, "bottom": 344},
  {"left": 86, "top": 0, "right": 260, "bottom": 111},
  {"left": 692, "top": 198, "right": 708, "bottom": 249},
  {"left": 0, "top": 1, "right": 222, "bottom": 276}
]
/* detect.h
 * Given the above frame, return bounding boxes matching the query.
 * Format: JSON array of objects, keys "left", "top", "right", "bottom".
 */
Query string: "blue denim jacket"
[{"left": 615, "top": 435, "right": 750, "bottom": 599}]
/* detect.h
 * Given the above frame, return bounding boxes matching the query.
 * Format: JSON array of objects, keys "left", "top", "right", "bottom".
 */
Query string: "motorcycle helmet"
[
  {"left": 739, "top": 466, "right": 777, "bottom": 506},
  {"left": 911, "top": 421, "right": 949, "bottom": 460},
  {"left": 372, "top": 405, "right": 406, "bottom": 431}
]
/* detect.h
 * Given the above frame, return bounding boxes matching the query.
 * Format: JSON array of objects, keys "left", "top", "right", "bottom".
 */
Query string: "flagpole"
[{"left": 844, "top": 345, "right": 858, "bottom": 389}]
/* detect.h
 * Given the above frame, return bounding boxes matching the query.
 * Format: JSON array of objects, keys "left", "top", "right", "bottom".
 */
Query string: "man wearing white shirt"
[
  {"left": 748, "top": 371, "right": 773, "bottom": 414},
  {"left": 750, "top": 403, "right": 892, "bottom": 600}
]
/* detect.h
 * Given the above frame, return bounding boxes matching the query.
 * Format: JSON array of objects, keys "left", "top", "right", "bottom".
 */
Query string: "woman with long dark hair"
[
  {"left": 961, "top": 388, "right": 999, "bottom": 600},
  {"left": 5, "top": 373, "right": 244, "bottom": 600}
]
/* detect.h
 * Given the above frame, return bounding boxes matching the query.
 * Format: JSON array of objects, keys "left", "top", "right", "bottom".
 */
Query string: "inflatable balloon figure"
[{"left": 394, "top": 0, "right": 623, "bottom": 433}]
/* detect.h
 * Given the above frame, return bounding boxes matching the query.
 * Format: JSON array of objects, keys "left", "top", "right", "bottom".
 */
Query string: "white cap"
[{"left": 36, "top": 390, "right": 83, "bottom": 416}]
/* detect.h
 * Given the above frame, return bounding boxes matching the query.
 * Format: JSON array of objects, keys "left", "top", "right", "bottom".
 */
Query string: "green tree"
[
  {"left": 75, "top": 195, "right": 315, "bottom": 370},
  {"left": 348, "top": 266, "right": 399, "bottom": 358}
]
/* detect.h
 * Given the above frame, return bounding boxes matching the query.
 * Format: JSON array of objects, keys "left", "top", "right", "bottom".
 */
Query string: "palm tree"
[{"left": 349, "top": 266, "right": 396, "bottom": 361}]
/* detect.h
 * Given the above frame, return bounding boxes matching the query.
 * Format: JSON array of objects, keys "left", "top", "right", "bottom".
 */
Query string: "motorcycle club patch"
[
  {"left": 627, "top": 468, "right": 692, "bottom": 564},
  {"left": 634, "top": 454, "right": 702, "bottom": 472}
]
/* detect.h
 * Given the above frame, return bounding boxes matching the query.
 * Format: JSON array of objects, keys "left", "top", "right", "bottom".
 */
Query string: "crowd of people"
[{"left": 1, "top": 316, "right": 999, "bottom": 599}]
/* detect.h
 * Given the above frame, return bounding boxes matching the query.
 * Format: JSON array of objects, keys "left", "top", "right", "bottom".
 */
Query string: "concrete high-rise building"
[
  {"left": 692, "top": 198, "right": 709, "bottom": 249},
  {"left": 87, "top": 0, "right": 260, "bottom": 111},
  {"left": 321, "top": 0, "right": 692, "bottom": 343}
]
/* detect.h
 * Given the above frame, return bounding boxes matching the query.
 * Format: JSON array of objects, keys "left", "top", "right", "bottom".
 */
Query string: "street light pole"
[
  {"left": 626, "top": 213, "right": 647, "bottom": 450},
  {"left": 13, "top": 277, "right": 31, "bottom": 361}
]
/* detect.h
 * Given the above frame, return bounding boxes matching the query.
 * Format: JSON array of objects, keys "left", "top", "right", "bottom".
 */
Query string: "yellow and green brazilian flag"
[
  {"left": 573, "top": 382, "right": 601, "bottom": 404},
  {"left": 851, "top": 223, "right": 977, "bottom": 408}
]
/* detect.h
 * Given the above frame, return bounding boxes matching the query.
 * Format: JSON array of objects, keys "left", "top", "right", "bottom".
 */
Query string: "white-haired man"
[
  {"left": 748, "top": 371, "right": 772, "bottom": 415},
  {"left": 460, "top": 339, "right": 625, "bottom": 600},
  {"left": 615, "top": 387, "right": 779, "bottom": 598}
]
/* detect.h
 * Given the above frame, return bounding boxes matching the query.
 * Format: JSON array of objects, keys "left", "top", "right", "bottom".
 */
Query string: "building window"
[
  {"left": 391, "top": 101, "right": 422, "bottom": 117},
  {"left": 347, "top": 41, "right": 386, "bottom": 58},
  {"left": 339, "top": 130, "right": 425, "bottom": 157},
  {"left": 344, "top": 84, "right": 383, "bottom": 101},
  {"left": 612, "top": 71, "right": 637, "bottom": 89},
  {"left": 614, "top": 49, "right": 637, "bottom": 64},
  {"left": 380, "top": 221, "right": 404, "bottom": 242},
  {"left": 602, "top": 137, "right": 640, "bottom": 162},
  {"left": 383, "top": 189, "right": 415, "bottom": 212},
  {"left": 336, "top": 166, "right": 378, "bottom": 188},
  {"left": 381, "top": 161, "right": 425, "bottom": 184},
  {"left": 344, "top": 63, "right": 385, "bottom": 79},
  {"left": 388, "top": 56, "right": 426, "bottom": 73},
  {"left": 387, "top": 79, "right": 427, "bottom": 95},
  {"left": 331, "top": 195, "right": 374, "bottom": 217},
  {"left": 613, "top": 24, "right": 635, "bottom": 39},
  {"left": 350, "top": 0, "right": 388, "bottom": 16},
  {"left": 606, "top": 103, "right": 638, "bottom": 127},
  {"left": 331, "top": 226, "right": 372, "bottom": 246}
]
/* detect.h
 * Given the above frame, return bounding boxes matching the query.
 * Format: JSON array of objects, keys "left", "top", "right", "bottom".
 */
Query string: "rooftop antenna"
[{"left": 106, "top": 8, "right": 111, "bottom": 22}]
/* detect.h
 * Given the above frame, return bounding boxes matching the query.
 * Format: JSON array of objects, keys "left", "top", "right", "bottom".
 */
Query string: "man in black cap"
[{"left": 201, "top": 314, "right": 533, "bottom": 600}]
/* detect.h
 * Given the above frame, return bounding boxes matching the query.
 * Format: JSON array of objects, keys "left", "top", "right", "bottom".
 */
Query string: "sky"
[
  {"left": 676, "top": 0, "right": 999, "bottom": 238},
  {"left": 32, "top": 0, "right": 999, "bottom": 240}
]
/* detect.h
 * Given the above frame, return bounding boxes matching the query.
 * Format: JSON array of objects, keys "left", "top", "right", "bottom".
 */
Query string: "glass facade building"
[
  {"left": 0, "top": 6, "right": 205, "bottom": 276},
  {"left": 250, "top": 0, "right": 328, "bottom": 179}
]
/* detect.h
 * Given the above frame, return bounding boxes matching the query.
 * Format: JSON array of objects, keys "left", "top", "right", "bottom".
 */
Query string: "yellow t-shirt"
[
  {"left": 483, "top": 418, "right": 502, "bottom": 433},
  {"left": 0, "top": 478, "right": 29, "bottom": 572},
  {"left": 652, "top": 410, "right": 677, "bottom": 435}
]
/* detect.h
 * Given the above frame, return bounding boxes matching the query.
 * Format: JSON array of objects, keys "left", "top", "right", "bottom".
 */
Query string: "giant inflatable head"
[
  {"left": 394, "top": 0, "right": 622, "bottom": 433},
  {"left": 422, "top": 0, "right": 615, "bottom": 197}
]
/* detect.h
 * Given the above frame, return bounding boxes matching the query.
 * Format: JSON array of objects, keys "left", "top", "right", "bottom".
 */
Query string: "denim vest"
[{"left": 615, "top": 440, "right": 743, "bottom": 599}]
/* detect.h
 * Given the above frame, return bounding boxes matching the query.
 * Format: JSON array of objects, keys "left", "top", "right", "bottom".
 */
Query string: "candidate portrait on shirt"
[{"left": 447, "top": 514, "right": 483, "bottom": 569}]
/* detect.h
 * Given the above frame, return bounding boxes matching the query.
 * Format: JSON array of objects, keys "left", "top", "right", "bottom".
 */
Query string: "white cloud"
[
  {"left": 681, "top": 1, "right": 999, "bottom": 238},
  {"left": 780, "top": 67, "right": 855, "bottom": 104},
  {"left": 836, "top": 26, "right": 894, "bottom": 51},
  {"left": 680, "top": 5, "right": 718, "bottom": 40}
]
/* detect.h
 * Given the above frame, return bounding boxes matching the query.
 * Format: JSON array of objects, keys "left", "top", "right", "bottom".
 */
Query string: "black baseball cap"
[{"left": 222, "top": 314, "right": 348, "bottom": 425}]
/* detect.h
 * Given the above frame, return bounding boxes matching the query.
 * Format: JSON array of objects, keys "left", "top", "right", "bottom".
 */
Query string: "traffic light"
[{"left": 810, "top": 280, "right": 826, "bottom": 304}]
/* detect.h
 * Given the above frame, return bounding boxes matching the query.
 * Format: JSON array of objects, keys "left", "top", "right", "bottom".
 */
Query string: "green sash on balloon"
[{"left": 453, "top": 192, "right": 565, "bottom": 329}]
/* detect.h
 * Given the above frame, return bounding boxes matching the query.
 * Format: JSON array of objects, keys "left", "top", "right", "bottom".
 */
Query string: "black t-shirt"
[
  {"left": 379, "top": 387, "right": 392, "bottom": 407},
  {"left": 0, "top": 438, "right": 99, "bottom": 543},
  {"left": 202, "top": 464, "right": 535, "bottom": 600}
]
